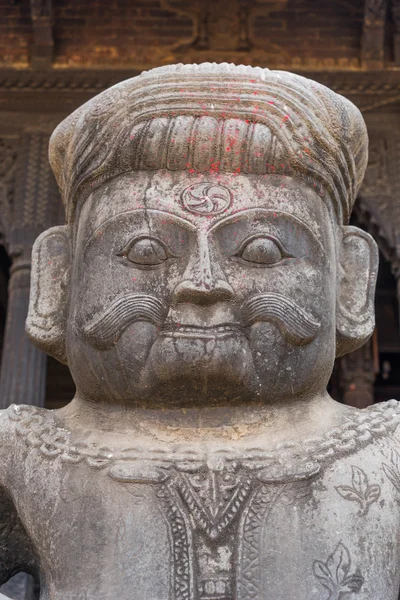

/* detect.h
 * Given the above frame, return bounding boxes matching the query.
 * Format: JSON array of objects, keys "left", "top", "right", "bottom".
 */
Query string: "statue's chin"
[{"left": 137, "top": 332, "right": 261, "bottom": 407}]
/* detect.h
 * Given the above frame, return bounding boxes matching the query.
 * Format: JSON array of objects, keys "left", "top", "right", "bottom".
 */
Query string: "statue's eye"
[
  {"left": 238, "top": 236, "right": 289, "bottom": 265},
  {"left": 119, "top": 237, "right": 168, "bottom": 265}
]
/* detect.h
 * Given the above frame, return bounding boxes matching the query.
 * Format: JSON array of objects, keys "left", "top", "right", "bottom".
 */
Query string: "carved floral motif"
[
  {"left": 313, "top": 543, "right": 364, "bottom": 599},
  {"left": 335, "top": 466, "right": 381, "bottom": 515},
  {"left": 382, "top": 449, "right": 400, "bottom": 492}
]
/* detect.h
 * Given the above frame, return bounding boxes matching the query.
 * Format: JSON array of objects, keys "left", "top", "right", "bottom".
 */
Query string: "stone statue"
[{"left": 0, "top": 63, "right": 399, "bottom": 600}]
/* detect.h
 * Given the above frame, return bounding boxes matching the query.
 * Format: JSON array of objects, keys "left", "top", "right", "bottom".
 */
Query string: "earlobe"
[
  {"left": 26, "top": 226, "right": 71, "bottom": 364},
  {"left": 336, "top": 226, "right": 379, "bottom": 357}
]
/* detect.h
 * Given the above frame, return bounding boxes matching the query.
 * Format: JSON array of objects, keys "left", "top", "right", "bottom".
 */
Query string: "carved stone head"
[{"left": 26, "top": 63, "right": 378, "bottom": 407}]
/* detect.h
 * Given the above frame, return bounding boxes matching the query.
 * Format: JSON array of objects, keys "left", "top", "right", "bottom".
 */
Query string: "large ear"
[
  {"left": 336, "top": 226, "right": 379, "bottom": 357},
  {"left": 26, "top": 226, "right": 71, "bottom": 364}
]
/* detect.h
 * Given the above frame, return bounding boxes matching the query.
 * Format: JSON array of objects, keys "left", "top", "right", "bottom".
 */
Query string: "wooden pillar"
[
  {"left": 392, "top": 0, "right": 400, "bottom": 66},
  {"left": 0, "top": 133, "right": 61, "bottom": 598},
  {"left": 339, "top": 334, "right": 379, "bottom": 408},
  {"left": 0, "top": 133, "right": 60, "bottom": 408},
  {"left": 361, "top": 0, "right": 388, "bottom": 68},
  {"left": 0, "top": 247, "right": 47, "bottom": 408}
]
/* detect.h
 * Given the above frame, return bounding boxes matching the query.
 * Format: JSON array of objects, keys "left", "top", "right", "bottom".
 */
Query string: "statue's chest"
[
  {"left": 8, "top": 401, "right": 400, "bottom": 599},
  {"left": 25, "top": 455, "right": 400, "bottom": 600}
]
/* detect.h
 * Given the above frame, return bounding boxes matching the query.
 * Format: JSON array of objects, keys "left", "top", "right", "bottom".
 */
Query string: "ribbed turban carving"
[{"left": 49, "top": 62, "right": 368, "bottom": 224}]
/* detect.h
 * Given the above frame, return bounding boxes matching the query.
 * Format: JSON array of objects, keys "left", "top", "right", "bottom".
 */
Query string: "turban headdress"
[{"left": 49, "top": 63, "right": 368, "bottom": 225}]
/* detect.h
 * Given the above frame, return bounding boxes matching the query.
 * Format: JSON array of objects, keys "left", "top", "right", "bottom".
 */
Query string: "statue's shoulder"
[
  {"left": 378, "top": 398, "right": 400, "bottom": 446},
  {"left": 0, "top": 406, "right": 39, "bottom": 582},
  {"left": 0, "top": 405, "right": 21, "bottom": 473},
  {"left": 0, "top": 404, "right": 52, "bottom": 477},
  {"left": 341, "top": 399, "right": 400, "bottom": 455},
  {"left": 300, "top": 399, "right": 400, "bottom": 469}
]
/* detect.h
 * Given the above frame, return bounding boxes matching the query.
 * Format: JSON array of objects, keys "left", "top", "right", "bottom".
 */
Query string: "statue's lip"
[{"left": 160, "top": 323, "right": 242, "bottom": 338}]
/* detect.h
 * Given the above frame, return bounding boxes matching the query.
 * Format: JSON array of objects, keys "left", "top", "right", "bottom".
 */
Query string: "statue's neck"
[{"left": 57, "top": 391, "right": 353, "bottom": 449}]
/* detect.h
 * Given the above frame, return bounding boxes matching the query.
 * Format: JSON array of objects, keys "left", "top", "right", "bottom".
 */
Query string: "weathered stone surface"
[{"left": 1, "top": 63, "right": 398, "bottom": 599}]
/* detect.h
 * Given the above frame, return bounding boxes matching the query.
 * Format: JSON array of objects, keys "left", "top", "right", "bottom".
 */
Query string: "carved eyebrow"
[
  {"left": 208, "top": 208, "right": 324, "bottom": 252},
  {"left": 86, "top": 208, "right": 199, "bottom": 246}
]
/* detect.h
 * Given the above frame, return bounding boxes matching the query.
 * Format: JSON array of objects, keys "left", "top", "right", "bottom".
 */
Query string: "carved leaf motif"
[
  {"left": 335, "top": 486, "right": 362, "bottom": 503},
  {"left": 351, "top": 466, "right": 368, "bottom": 496},
  {"left": 327, "top": 543, "right": 350, "bottom": 584},
  {"left": 313, "top": 560, "right": 335, "bottom": 592},
  {"left": 342, "top": 573, "right": 364, "bottom": 592},
  {"left": 335, "top": 466, "right": 380, "bottom": 515},
  {"left": 366, "top": 484, "right": 381, "bottom": 503},
  {"left": 382, "top": 449, "right": 400, "bottom": 493},
  {"left": 382, "top": 462, "right": 400, "bottom": 491},
  {"left": 313, "top": 543, "right": 364, "bottom": 599}
]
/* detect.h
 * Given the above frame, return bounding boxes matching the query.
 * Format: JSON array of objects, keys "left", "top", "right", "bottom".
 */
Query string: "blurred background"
[{"left": 1, "top": 2, "right": 400, "bottom": 597}]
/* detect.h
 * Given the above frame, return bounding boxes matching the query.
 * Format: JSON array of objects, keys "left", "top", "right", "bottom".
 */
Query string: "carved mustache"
[
  {"left": 81, "top": 291, "right": 320, "bottom": 350},
  {"left": 241, "top": 293, "right": 320, "bottom": 345},
  {"left": 82, "top": 294, "right": 166, "bottom": 350}
]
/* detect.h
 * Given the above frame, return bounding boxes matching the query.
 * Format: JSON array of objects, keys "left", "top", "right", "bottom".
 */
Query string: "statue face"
[{"left": 66, "top": 170, "right": 337, "bottom": 407}]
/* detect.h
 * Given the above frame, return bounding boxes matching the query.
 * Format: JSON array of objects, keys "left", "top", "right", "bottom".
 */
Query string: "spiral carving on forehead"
[
  {"left": 181, "top": 182, "right": 232, "bottom": 215},
  {"left": 241, "top": 293, "right": 321, "bottom": 345},
  {"left": 81, "top": 294, "right": 166, "bottom": 350}
]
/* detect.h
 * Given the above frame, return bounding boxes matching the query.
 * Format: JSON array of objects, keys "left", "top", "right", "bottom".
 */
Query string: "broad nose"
[
  {"left": 173, "top": 278, "right": 234, "bottom": 305},
  {"left": 172, "top": 236, "right": 234, "bottom": 306}
]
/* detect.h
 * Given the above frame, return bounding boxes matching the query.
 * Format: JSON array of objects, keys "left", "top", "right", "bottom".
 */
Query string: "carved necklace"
[{"left": 9, "top": 399, "right": 400, "bottom": 480}]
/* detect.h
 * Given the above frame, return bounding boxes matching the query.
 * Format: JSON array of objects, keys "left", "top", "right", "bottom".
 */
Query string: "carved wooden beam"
[
  {"left": 361, "top": 0, "right": 388, "bottom": 68},
  {"left": 30, "top": 0, "right": 54, "bottom": 69},
  {"left": 162, "top": 0, "right": 287, "bottom": 53}
]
